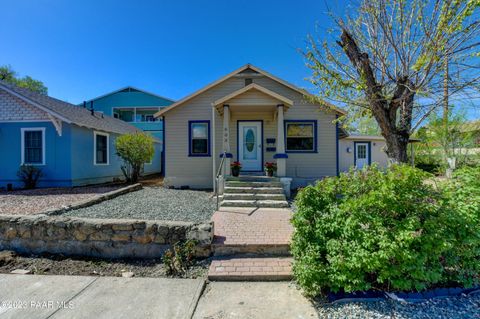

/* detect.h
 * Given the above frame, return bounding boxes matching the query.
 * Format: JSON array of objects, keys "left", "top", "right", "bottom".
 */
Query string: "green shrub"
[
  {"left": 440, "top": 166, "right": 480, "bottom": 286},
  {"left": 162, "top": 240, "right": 196, "bottom": 276},
  {"left": 414, "top": 155, "right": 443, "bottom": 175},
  {"left": 17, "top": 165, "right": 43, "bottom": 189},
  {"left": 291, "top": 164, "right": 480, "bottom": 297},
  {"left": 115, "top": 133, "right": 154, "bottom": 183}
]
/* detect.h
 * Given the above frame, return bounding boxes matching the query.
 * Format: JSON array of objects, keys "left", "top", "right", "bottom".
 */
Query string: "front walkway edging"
[
  {"left": 328, "top": 286, "right": 480, "bottom": 304},
  {"left": 0, "top": 214, "right": 213, "bottom": 258},
  {"left": 43, "top": 183, "right": 143, "bottom": 216}
]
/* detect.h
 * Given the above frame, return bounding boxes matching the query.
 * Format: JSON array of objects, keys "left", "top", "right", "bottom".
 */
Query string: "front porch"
[{"left": 212, "top": 83, "right": 293, "bottom": 179}]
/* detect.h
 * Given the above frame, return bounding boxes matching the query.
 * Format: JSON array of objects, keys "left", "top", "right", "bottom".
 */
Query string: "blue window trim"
[
  {"left": 273, "top": 153, "right": 288, "bottom": 159},
  {"left": 219, "top": 153, "right": 233, "bottom": 158},
  {"left": 237, "top": 120, "right": 264, "bottom": 172},
  {"left": 284, "top": 120, "right": 318, "bottom": 153},
  {"left": 188, "top": 120, "right": 211, "bottom": 157},
  {"left": 353, "top": 141, "right": 372, "bottom": 166}
]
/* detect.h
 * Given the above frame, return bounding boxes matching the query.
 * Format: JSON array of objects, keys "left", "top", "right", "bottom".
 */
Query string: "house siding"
[
  {"left": 0, "top": 88, "right": 162, "bottom": 189},
  {"left": 0, "top": 90, "right": 50, "bottom": 121},
  {"left": 0, "top": 121, "right": 72, "bottom": 188},
  {"left": 83, "top": 90, "right": 172, "bottom": 144},
  {"left": 164, "top": 75, "right": 338, "bottom": 189},
  {"left": 69, "top": 125, "right": 162, "bottom": 186},
  {"left": 339, "top": 139, "right": 388, "bottom": 172}
]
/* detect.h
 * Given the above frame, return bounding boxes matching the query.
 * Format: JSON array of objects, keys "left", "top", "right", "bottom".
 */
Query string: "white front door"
[
  {"left": 355, "top": 142, "right": 370, "bottom": 169},
  {"left": 238, "top": 121, "right": 262, "bottom": 171}
]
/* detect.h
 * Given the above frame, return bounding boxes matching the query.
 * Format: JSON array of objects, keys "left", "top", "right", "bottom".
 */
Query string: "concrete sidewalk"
[
  {"left": 193, "top": 282, "right": 318, "bottom": 319},
  {"left": 0, "top": 274, "right": 318, "bottom": 319},
  {"left": 0, "top": 274, "right": 205, "bottom": 319}
]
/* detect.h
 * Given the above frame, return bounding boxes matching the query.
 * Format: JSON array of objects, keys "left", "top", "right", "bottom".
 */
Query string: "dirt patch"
[
  {"left": 0, "top": 251, "right": 209, "bottom": 279},
  {"left": 0, "top": 185, "right": 124, "bottom": 215}
]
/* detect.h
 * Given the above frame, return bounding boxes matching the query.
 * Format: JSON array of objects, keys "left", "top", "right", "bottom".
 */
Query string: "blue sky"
[
  {"left": 0, "top": 0, "right": 478, "bottom": 119},
  {"left": 0, "top": 0, "right": 345, "bottom": 103}
]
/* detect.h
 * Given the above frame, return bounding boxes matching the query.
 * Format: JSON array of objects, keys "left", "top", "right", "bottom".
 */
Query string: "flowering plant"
[
  {"left": 264, "top": 162, "right": 277, "bottom": 173},
  {"left": 231, "top": 161, "right": 242, "bottom": 169}
]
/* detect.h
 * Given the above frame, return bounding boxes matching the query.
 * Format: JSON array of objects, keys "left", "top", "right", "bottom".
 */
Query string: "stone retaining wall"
[{"left": 0, "top": 215, "right": 213, "bottom": 259}]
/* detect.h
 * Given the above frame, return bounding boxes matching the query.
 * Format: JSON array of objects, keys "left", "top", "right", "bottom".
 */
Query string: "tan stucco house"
[{"left": 155, "top": 64, "right": 393, "bottom": 191}]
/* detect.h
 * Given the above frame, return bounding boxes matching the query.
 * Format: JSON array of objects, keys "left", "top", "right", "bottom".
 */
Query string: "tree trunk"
[
  {"left": 338, "top": 28, "right": 413, "bottom": 164},
  {"left": 383, "top": 132, "right": 409, "bottom": 163}
]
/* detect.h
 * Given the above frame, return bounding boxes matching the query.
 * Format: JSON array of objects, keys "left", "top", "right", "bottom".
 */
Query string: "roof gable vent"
[{"left": 245, "top": 78, "right": 253, "bottom": 86}]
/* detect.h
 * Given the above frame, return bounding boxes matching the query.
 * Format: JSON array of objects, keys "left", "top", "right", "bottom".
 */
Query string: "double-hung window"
[
  {"left": 21, "top": 128, "right": 45, "bottom": 165},
  {"left": 285, "top": 120, "right": 317, "bottom": 153},
  {"left": 189, "top": 121, "right": 210, "bottom": 156},
  {"left": 94, "top": 132, "right": 109, "bottom": 165}
]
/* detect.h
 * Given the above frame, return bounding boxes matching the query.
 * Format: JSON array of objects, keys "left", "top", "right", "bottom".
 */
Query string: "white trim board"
[
  {"left": 21, "top": 127, "right": 46, "bottom": 166},
  {"left": 93, "top": 131, "right": 110, "bottom": 166}
]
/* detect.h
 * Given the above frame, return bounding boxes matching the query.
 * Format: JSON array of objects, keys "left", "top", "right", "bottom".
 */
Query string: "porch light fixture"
[{"left": 346, "top": 147, "right": 352, "bottom": 153}]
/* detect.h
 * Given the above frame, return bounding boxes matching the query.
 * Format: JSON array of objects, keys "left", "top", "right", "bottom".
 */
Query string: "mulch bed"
[{"left": 0, "top": 251, "right": 209, "bottom": 279}]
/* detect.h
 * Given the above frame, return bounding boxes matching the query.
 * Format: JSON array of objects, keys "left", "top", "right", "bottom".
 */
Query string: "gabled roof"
[
  {"left": 154, "top": 64, "right": 347, "bottom": 117},
  {"left": 82, "top": 86, "right": 175, "bottom": 104},
  {"left": 0, "top": 80, "right": 140, "bottom": 135},
  {"left": 213, "top": 83, "right": 294, "bottom": 107}
]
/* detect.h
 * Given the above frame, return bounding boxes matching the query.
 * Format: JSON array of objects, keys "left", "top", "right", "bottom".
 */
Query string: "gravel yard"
[
  {"left": 63, "top": 186, "right": 216, "bottom": 222},
  {"left": 315, "top": 295, "right": 480, "bottom": 318},
  {"left": 0, "top": 185, "right": 122, "bottom": 215}
]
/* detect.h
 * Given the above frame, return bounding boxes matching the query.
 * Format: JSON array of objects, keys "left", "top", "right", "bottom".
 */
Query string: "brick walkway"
[
  {"left": 211, "top": 207, "right": 293, "bottom": 247},
  {"left": 209, "top": 207, "right": 294, "bottom": 280},
  {"left": 208, "top": 257, "right": 293, "bottom": 281}
]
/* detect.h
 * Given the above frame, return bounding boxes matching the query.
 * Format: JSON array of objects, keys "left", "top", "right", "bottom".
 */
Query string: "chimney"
[{"left": 90, "top": 101, "right": 94, "bottom": 115}]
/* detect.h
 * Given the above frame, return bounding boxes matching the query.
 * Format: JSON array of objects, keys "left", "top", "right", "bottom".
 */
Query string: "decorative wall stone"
[{"left": 0, "top": 215, "right": 213, "bottom": 259}]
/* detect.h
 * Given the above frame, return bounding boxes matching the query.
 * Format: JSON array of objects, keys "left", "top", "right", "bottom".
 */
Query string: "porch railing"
[{"left": 215, "top": 151, "right": 227, "bottom": 210}]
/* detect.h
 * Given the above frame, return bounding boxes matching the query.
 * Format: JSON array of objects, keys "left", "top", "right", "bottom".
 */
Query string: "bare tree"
[{"left": 305, "top": 0, "right": 480, "bottom": 163}]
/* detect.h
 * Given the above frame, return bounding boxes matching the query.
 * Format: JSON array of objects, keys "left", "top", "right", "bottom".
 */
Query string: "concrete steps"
[
  {"left": 225, "top": 181, "right": 284, "bottom": 188},
  {"left": 223, "top": 193, "right": 286, "bottom": 201},
  {"left": 220, "top": 176, "right": 289, "bottom": 209},
  {"left": 208, "top": 257, "right": 293, "bottom": 281},
  {"left": 223, "top": 186, "right": 284, "bottom": 194},
  {"left": 221, "top": 200, "right": 289, "bottom": 208}
]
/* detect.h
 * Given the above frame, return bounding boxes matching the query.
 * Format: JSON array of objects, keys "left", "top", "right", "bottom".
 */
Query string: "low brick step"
[
  {"left": 225, "top": 181, "right": 283, "bottom": 188},
  {"left": 208, "top": 257, "right": 293, "bottom": 281},
  {"left": 220, "top": 200, "right": 289, "bottom": 208},
  {"left": 223, "top": 186, "right": 284, "bottom": 194},
  {"left": 223, "top": 193, "right": 286, "bottom": 201},
  {"left": 212, "top": 243, "right": 291, "bottom": 256}
]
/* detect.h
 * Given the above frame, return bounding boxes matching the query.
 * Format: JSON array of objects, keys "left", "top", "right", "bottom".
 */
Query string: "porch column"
[
  {"left": 222, "top": 104, "right": 231, "bottom": 176},
  {"left": 275, "top": 104, "right": 287, "bottom": 177}
]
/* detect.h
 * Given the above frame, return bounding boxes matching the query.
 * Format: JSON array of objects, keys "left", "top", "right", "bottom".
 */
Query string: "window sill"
[
  {"left": 188, "top": 154, "right": 211, "bottom": 157},
  {"left": 285, "top": 150, "right": 318, "bottom": 154}
]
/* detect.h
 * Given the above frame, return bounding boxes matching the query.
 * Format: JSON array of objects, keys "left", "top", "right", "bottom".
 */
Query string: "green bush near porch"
[{"left": 291, "top": 164, "right": 480, "bottom": 297}]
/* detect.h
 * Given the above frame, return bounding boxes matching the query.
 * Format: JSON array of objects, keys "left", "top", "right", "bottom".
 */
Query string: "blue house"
[
  {"left": 81, "top": 87, "right": 174, "bottom": 142},
  {"left": 0, "top": 81, "right": 162, "bottom": 188}
]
